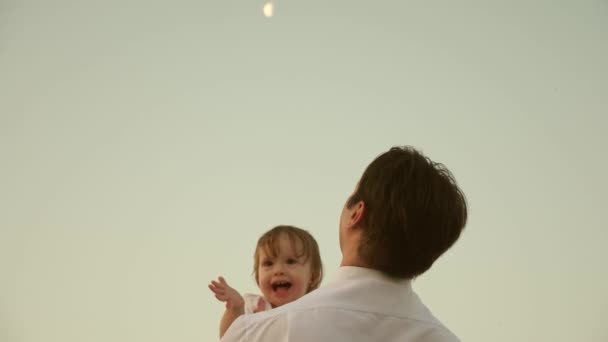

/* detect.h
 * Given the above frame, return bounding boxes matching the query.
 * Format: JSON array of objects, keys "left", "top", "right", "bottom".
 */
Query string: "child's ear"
[
  {"left": 308, "top": 274, "right": 317, "bottom": 290},
  {"left": 305, "top": 278, "right": 312, "bottom": 292}
]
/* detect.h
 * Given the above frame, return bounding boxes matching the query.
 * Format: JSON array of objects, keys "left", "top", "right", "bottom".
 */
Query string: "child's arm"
[
  {"left": 208, "top": 276, "right": 245, "bottom": 338},
  {"left": 218, "top": 305, "right": 243, "bottom": 338}
]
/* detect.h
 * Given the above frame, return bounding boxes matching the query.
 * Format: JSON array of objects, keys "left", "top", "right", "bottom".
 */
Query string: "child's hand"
[{"left": 208, "top": 276, "right": 245, "bottom": 312}]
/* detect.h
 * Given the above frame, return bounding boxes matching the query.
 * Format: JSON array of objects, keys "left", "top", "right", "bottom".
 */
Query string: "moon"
[{"left": 263, "top": 2, "right": 274, "bottom": 17}]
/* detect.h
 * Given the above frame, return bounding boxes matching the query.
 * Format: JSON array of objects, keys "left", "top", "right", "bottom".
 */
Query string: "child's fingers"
[
  {"left": 211, "top": 288, "right": 225, "bottom": 296},
  {"left": 210, "top": 280, "right": 225, "bottom": 289},
  {"left": 208, "top": 284, "right": 222, "bottom": 292},
  {"left": 218, "top": 276, "right": 228, "bottom": 286},
  {"left": 208, "top": 284, "right": 225, "bottom": 295},
  {"left": 210, "top": 288, "right": 228, "bottom": 301}
]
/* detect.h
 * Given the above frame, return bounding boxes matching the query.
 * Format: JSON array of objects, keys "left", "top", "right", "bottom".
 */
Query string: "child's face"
[{"left": 256, "top": 234, "right": 313, "bottom": 308}]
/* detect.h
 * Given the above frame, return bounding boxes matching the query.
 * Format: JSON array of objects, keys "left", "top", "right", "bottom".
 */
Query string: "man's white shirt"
[{"left": 221, "top": 266, "right": 459, "bottom": 342}]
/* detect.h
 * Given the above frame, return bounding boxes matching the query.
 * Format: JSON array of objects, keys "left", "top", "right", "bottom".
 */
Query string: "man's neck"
[
  {"left": 340, "top": 254, "right": 369, "bottom": 268},
  {"left": 340, "top": 235, "right": 369, "bottom": 268}
]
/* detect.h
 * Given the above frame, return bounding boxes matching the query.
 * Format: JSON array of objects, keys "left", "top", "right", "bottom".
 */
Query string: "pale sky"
[{"left": 1, "top": 1, "right": 607, "bottom": 341}]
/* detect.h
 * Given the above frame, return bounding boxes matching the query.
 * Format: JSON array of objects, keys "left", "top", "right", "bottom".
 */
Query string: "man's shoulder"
[
  {"left": 221, "top": 305, "right": 289, "bottom": 342},
  {"left": 224, "top": 305, "right": 461, "bottom": 342},
  {"left": 223, "top": 280, "right": 461, "bottom": 342},
  {"left": 227, "top": 287, "right": 331, "bottom": 330},
  {"left": 420, "top": 328, "right": 461, "bottom": 342}
]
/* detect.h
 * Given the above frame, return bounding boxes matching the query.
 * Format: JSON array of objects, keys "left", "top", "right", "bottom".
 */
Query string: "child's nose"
[{"left": 273, "top": 264, "right": 286, "bottom": 275}]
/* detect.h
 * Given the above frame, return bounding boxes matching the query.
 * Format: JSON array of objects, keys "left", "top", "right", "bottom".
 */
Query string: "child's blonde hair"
[{"left": 253, "top": 225, "right": 323, "bottom": 292}]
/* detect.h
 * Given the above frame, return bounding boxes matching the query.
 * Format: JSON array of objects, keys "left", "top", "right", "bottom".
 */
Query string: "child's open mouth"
[{"left": 271, "top": 281, "right": 292, "bottom": 293}]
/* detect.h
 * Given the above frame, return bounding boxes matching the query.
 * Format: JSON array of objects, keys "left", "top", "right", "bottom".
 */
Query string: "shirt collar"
[{"left": 327, "top": 266, "right": 412, "bottom": 289}]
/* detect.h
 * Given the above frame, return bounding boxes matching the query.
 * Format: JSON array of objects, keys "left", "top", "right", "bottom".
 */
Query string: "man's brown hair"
[{"left": 347, "top": 146, "right": 468, "bottom": 279}]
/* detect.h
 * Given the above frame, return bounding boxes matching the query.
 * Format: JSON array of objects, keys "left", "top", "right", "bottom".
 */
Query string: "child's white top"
[{"left": 242, "top": 293, "right": 272, "bottom": 314}]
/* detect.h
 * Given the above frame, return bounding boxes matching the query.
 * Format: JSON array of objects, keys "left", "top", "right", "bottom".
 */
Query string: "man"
[{"left": 222, "top": 146, "right": 468, "bottom": 342}]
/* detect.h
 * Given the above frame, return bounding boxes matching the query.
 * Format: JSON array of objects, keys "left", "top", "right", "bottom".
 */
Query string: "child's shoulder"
[{"left": 242, "top": 293, "right": 272, "bottom": 314}]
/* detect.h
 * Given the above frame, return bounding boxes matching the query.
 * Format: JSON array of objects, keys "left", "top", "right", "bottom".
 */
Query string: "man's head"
[{"left": 339, "top": 146, "right": 468, "bottom": 279}]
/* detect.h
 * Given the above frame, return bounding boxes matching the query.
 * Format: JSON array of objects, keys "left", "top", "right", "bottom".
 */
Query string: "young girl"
[{"left": 209, "top": 225, "right": 323, "bottom": 338}]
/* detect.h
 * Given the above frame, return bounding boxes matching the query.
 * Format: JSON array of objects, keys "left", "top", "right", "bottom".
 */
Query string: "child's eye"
[
  {"left": 262, "top": 260, "right": 273, "bottom": 267},
  {"left": 286, "top": 258, "right": 297, "bottom": 264}
]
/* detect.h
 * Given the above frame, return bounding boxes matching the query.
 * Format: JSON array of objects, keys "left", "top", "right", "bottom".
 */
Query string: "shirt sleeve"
[
  {"left": 242, "top": 293, "right": 273, "bottom": 314},
  {"left": 242, "top": 293, "right": 258, "bottom": 315},
  {"left": 220, "top": 314, "right": 248, "bottom": 342}
]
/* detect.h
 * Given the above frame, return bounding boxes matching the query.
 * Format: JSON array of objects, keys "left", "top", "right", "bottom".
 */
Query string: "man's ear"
[{"left": 348, "top": 200, "right": 365, "bottom": 229}]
